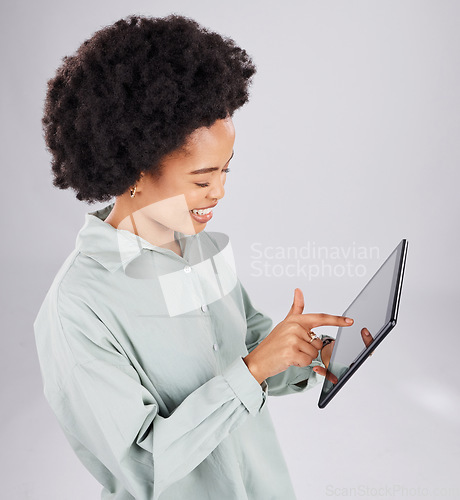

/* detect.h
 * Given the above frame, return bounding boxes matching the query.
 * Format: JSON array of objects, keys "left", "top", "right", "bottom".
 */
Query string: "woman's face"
[{"left": 134, "top": 117, "right": 235, "bottom": 235}]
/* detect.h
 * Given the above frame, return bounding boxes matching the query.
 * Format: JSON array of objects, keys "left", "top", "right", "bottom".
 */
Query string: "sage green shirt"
[{"left": 33, "top": 202, "right": 328, "bottom": 500}]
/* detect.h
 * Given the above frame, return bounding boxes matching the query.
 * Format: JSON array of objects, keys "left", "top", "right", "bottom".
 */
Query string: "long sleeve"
[
  {"left": 239, "top": 278, "right": 335, "bottom": 396},
  {"left": 35, "top": 293, "right": 268, "bottom": 500},
  {"left": 35, "top": 211, "right": 322, "bottom": 499}
]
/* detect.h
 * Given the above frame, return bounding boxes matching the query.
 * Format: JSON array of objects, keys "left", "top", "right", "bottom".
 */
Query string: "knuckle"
[
  {"left": 283, "top": 321, "right": 296, "bottom": 333},
  {"left": 289, "top": 323, "right": 300, "bottom": 334},
  {"left": 284, "top": 343, "right": 298, "bottom": 357},
  {"left": 287, "top": 336, "right": 298, "bottom": 347}
]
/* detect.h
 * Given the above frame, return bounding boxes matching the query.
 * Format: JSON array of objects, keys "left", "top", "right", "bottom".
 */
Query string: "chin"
[{"left": 181, "top": 222, "right": 205, "bottom": 235}]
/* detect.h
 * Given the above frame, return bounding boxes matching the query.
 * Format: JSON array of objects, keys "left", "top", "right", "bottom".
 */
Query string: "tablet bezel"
[{"left": 318, "top": 239, "right": 408, "bottom": 409}]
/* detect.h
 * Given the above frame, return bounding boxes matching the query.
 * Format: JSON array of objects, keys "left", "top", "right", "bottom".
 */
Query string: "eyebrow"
[{"left": 188, "top": 150, "right": 234, "bottom": 175}]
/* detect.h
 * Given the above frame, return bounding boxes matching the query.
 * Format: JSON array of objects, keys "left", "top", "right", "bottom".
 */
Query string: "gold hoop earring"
[{"left": 130, "top": 185, "right": 137, "bottom": 198}]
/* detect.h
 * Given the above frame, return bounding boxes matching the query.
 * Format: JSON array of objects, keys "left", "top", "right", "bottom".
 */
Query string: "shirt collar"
[{"left": 75, "top": 202, "right": 194, "bottom": 273}]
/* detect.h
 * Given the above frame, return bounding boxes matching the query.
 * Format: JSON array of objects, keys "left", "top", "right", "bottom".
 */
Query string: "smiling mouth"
[
  {"left": 190, "top": 207, "right": 213, "bottom": 215},
  {"left": 188, "top": 206, "right": 215, "bottom": 223}
]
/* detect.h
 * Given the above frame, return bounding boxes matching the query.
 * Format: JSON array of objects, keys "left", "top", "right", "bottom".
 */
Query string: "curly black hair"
[{"left": 42, "top": 14, "right": 256, "bottom": 203}]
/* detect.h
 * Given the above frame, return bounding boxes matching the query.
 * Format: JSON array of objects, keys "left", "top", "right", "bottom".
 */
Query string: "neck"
[{"left": 104, "top": 199, "right": 182, "bottom": 256}]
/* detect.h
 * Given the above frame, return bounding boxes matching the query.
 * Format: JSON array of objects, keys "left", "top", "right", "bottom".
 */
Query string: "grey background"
[{"left": 2, "top": 0, "right": 459, "bottom": 498}]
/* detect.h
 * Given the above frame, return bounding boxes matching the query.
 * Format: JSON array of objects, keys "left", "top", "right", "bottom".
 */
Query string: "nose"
[{"left": 208, "top": 176, "right": 225, "bottom": 201}]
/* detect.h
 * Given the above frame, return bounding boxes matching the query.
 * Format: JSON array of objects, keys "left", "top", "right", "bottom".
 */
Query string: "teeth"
[{"left": 191, "top": 207, "right": 213, "bottom": 215}]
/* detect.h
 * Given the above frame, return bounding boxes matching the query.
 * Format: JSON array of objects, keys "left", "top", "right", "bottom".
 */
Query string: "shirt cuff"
[{"left": 222, "top": 357, "right": 267, "bottom": 416}]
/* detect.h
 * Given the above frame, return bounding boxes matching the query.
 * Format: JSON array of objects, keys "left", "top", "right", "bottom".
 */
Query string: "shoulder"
[
  {"left": 39, "top": 248, "right": 113, "bottom": 313},
  {"left": 33, "top": 246, "right": 117, "bottom": 351}
]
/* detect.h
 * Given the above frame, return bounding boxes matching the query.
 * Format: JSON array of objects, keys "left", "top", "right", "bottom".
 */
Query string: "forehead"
[
  {"left": 161, "top": 118, "right": 235, "bottom": 172},
  {"left": 185, "top": 118, "right": 235, "bottom": 157}
]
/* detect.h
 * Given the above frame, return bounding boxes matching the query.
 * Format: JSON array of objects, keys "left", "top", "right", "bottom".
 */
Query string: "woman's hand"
[
  {"left": 242, "top": 288, "right": 354, "bottom": 384},
  {"left": 313, "top": 327, "right": 375, "bottom": 383}
]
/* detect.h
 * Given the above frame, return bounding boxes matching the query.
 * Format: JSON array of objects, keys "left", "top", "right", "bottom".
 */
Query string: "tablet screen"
[{"left": 318, "top": 239, "right": 407, "bottom": 408}]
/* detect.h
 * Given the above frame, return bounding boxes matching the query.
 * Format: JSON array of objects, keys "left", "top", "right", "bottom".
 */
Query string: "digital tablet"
[{"left": 318, "top": 239, "right": 408, "bottom": 409}]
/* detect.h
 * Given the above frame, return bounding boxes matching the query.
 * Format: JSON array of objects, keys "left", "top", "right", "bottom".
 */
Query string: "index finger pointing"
[{"left": 291, "top": 313, "right": 354, "bottom": 330}]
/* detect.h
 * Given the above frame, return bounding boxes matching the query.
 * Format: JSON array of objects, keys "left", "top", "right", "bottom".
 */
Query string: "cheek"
[
  {"left": 161, "top": 180, "right": 195, "bottom": 207},
  {"left": 185, "top": 189, "right": 203, "bottom": 207}
]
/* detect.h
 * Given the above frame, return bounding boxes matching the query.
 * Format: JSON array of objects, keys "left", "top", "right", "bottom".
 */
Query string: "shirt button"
[
  {"left": 184, "top": 265, "right": 192, "bottom": 273},
  {"left": 201, "top": 304, "right": 208, "bottom": 312},
  {"left": 213, "top": 343, "right": 219, "bottom": 351}
]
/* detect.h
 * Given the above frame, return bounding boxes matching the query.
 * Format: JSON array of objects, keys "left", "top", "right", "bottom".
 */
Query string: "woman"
[{"left": 34, "top": 14, "right": 353, "bottom": 499}]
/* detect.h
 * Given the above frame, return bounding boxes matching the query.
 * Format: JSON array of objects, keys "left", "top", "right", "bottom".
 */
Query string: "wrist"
[
  {"left": 243, "top": 354, "right": 265, "bottom": 385},
  {"left": 320, "top": 340, "right": 335, "bottom": 368}
]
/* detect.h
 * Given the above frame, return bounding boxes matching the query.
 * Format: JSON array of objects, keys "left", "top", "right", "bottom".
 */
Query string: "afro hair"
[{"left": 42, "top": 14, "right": 257, "bottom": 203}]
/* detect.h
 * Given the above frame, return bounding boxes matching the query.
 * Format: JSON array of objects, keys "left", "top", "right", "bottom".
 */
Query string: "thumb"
[{"left": 285, "top": 288, "right": 305, "bottom": 318}]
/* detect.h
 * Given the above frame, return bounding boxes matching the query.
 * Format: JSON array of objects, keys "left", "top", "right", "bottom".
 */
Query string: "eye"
[{"left": 195, "top": 168, "right": 231, "bottom": 188}]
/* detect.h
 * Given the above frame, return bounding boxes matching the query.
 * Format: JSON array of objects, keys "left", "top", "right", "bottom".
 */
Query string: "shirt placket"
[{"left": 183, "top": 262, "right": 224, "bottom": 375}]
